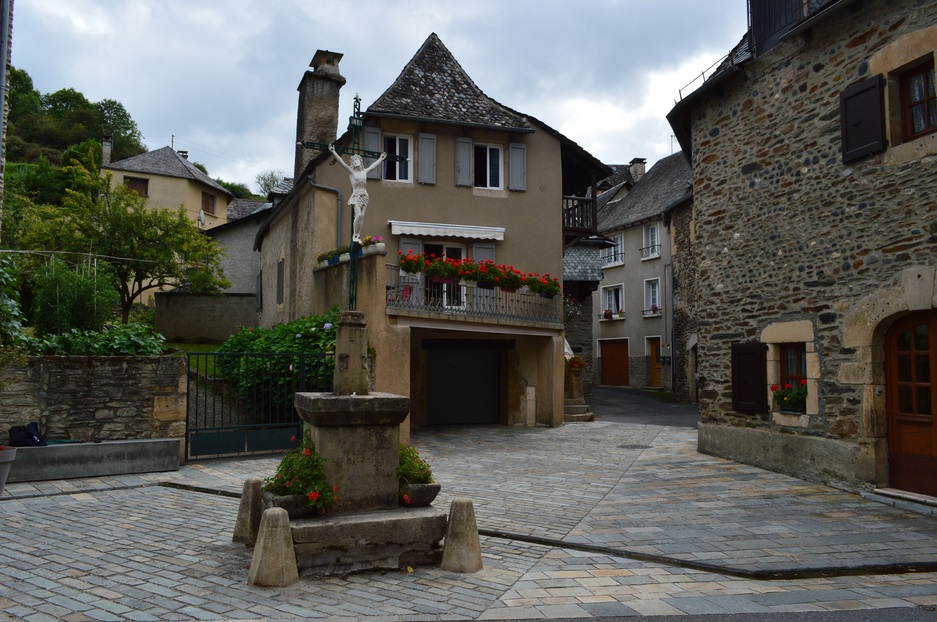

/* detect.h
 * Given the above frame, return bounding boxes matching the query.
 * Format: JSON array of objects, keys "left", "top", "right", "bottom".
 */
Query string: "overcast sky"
[{"left": 12, "top": 1, "right": 748, "bottom": 193}]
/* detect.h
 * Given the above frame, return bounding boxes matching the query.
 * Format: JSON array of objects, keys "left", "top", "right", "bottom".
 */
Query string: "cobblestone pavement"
[{"left": 4, "top": 417, "right": 937, "bottom": 620}]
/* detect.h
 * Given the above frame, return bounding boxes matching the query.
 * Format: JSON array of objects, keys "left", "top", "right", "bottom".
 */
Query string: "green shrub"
[
  {"left": 28, "top": 258, "right": 117, "bottom": 335},
  {"left": 27, "top": 323, "right": 166, "bottom": 355},
  {"left": 262, "top": 432, "right": 336, "bottom": 511},
  {"left": 398, "top": 444, "right": 434, "bottom": 488}
]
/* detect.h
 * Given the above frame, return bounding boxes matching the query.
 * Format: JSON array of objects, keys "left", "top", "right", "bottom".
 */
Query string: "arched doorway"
[{"left": 886, "top": 311, "right": 937, "bottom": 496}]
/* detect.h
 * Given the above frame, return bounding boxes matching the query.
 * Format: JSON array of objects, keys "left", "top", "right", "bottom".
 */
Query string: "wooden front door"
[
  {"left": 601, "top": 339, "right": 629, "bottom": 386},
  {"left": 886, "top": 312, "right": 937, "bottom": 496},
  {"left": 648, "top": 337, "right": 662, "bottom": 387}
]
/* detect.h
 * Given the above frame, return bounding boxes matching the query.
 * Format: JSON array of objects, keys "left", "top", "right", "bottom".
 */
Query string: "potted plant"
[
  {"left": 424, "top": 256, "right": 460, "bottom": 284},
  {"left": 398, "top": 443, "right": 439, "bottom": 507},
  {"left": 524, "top": 273, "right": 561, "bottom": 298},
  {"left": 262, "top": 432, "right": 337, "bottom": 518},
  {"left": 603, "top": 309, "right": 613, "bottom": 320},
  {"left": 398, "top": 250, "right": 426, "bottom": 274},
  {"left": 567, "top": 355, "right": 586, "bottom": 369},
  {"left": 771, "top": 380, "right": 808, "bottom": 413},
  {"left": 474, "top": 260, "right": 501, "bottom": 289},
  {"left": 497, "top": 264, "right": 524, "bottom": 292},
  {"left": 0, "top": 444, "right": 16, "bottom": 496}
]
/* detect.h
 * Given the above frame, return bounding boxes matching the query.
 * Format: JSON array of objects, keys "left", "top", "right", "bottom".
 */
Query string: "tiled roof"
[
  {"left": 366, "top": 33, "right": 531, "bottom": 131},
  {"left": 103, "top": 146, "right": 234, "bottom": 197},
  {"left": 598, "top": 153, "right": 691, "bottom": 232},
  {"left": 227, "top": 199, "right": 271, "bottom": 221}
]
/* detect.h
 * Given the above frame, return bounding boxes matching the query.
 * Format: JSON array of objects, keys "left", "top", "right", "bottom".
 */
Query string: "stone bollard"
[
  {"left": 441, "top": 497, "right": 483, "bottom": 573},
  {"left": 248, "top": 508, "right": 298, "bottom": 587},
  {"left": 233, "top": 477, "right": 264, "bottom": 545}
]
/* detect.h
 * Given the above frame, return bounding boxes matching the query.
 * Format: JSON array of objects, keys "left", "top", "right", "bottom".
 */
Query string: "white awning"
[{"left": 387, "top": 220, "right": 505, "bottom": 241}]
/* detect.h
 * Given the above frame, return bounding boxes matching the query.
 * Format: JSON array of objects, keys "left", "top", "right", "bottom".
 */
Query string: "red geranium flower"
[{"left": 308, "top": 491, "right": 320, "bottom": 502}]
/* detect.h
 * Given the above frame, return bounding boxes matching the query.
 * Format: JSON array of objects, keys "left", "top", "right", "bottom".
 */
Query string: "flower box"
[{"left": 399, "top": 482, "right": 441, "bottom": 507}]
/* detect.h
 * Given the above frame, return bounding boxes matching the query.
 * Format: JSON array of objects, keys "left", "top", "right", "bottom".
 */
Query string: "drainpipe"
[{"left": 303, "top": 179, "right": 343, "bottom": 248}]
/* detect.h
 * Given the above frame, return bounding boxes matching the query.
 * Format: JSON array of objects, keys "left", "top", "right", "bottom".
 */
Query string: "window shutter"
[
  {"left": 418, "top": 133, "right": 436, "bottom": 185},
  {"left": 731, "top": 342, "right": 768, "bottom": 413},
  {"left": 508, "top": 142, "right": 527, "bottom": 191},
  {"left": 276, "top": 260, "right": 284, "bottom": 305},
  {"left": 840, "top": 74, "right": 885, "bottom": 163},
  {"left": 364, "top": 127, "right": 382, "bottom": 179},
  {"left": 471, "top": 243, "right": 495, "bottom": 263},
  {"left": 256, "top": 270, "right": 263, "bottom": 311},
  {"left": 455, "top": 137, "right": 472, "bottom": 187}
]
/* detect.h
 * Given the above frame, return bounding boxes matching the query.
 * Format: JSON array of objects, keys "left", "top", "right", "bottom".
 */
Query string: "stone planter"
[
  {"left": 262, "top": 491, "right": 319, "bottom": 519},
  {"left": 399, "top": 482, "right": 441, "bottom": 507},
  {"left": 0, "top": 447, "right": 16, "bottom": 496}
]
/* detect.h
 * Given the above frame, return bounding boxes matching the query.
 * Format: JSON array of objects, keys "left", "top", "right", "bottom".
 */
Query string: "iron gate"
[{"left": 185, "top": 352, "right": 332, "bottom": 460}]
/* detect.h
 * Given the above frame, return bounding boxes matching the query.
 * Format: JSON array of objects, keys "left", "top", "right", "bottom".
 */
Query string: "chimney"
[
  {"left": 629, "top": 157, "right": 646, "bottom": 181},
  {"left": 178, "top": 150, "right": 189, "bottom": 160},
  {"left": 294, "top": 49, "right": 346, "bottom": 181},
  {"left": 101, "top": 135, "right": 113, "bottom": 165}
]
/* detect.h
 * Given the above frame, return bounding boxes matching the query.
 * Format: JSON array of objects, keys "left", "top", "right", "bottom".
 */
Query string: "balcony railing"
[
  {"left": 385, "top": 265, "right": 562, "bottom": 326},
  {"left": 562, "top": 196, "right": 597, "bottom": 236},
  {"left": 640, "top": 244, "right": 660, "bottom": 259}
]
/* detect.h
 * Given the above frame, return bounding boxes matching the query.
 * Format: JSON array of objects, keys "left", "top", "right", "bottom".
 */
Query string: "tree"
[
  {"left": 216, "top": 178, "right": 255, "bottom": 200},
  {"left": 18, "top": 157, "right": 229, "bottom": 323},
  {"left": 255, "top": 168, "right": 285, "bottom": 196},
  {"left": 28, "top": 257, "right": 118, "bottom": 335}
]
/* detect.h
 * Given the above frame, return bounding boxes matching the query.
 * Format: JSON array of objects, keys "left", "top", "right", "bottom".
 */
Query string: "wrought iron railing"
[
  {"left": 385, "top": 265, "right": 562, "bottom": 326},
  {"left": 185, "top": 352, "right": 333, "bottom": 459},
  {"left": 640, "top": 244, "right": 660, "bottom": 259}
]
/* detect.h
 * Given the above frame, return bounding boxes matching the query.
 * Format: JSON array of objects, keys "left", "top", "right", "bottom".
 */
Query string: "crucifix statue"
[{"left": 328, "top": 144, "right": 386, "bottom": 243}]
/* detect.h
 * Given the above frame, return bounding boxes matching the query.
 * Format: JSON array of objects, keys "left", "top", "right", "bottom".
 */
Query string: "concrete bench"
[{"left": 7, "top": 439, "right": 181, "bottom": 483}]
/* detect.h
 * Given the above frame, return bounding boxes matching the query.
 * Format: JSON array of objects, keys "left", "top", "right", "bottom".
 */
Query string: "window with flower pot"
[
  {"left": 601, "top": 284, "right": 623, "bottom": 319},
  {"left": 643, "top": 279, "right": 660, "bottom": 316}
]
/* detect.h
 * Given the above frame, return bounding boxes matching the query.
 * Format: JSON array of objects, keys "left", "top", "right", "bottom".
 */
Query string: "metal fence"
[
  {"left": 385, "top": 264, "right": 562, "bottom": 326},
  {"left": 185, "top": 352, "right": 332, "bottom": 460}
]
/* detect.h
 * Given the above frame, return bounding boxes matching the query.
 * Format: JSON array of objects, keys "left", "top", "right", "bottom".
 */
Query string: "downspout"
[{"left": 303, "top": 179, "right": 343, "bottom": 248}]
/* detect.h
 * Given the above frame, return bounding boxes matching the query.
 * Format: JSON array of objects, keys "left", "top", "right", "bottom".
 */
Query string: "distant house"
[
  {"left": 254, "top": 35, "right": 609, "bottom": 433},
  {"left": 593, "top": 154, "right": 690, "bottom": 393},
  {"left": 102, "top": 144, "right": 233, "bottom": 231},
  {"left": 667, "top": 0, "right": 937, "bottom": 494}
]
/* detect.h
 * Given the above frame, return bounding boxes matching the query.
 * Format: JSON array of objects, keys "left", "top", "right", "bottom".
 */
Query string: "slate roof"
[
  {"left": 598, "top": 152, "right": 691, "bottom": 233},
  {"left": 226, "top": 199, "right": 271, "bottom": 221},
  {"left": 366, "top": 33, "right": 531, "bottom": 132},
  {"left": 103, "top": 146, "right": 234, "bottom": 197}
]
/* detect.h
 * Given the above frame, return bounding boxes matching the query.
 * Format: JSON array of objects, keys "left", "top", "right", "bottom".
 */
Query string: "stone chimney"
[
  {"left": 629, "top": 157, "right": 646, "bottom": 181},
  {"left": 178, "top": 150, "right": 188, "bottom": 160},
  {"left": 101, "top": 136, "right": 113, "bottom": 165},
  {"left": 294, "top": 50, "right": 346, "bottom": 181}
]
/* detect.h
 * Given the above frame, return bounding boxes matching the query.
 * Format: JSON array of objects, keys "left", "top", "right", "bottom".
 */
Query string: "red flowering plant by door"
[{"left": 771, "top": 379, "right": 808, "bottom": 410}]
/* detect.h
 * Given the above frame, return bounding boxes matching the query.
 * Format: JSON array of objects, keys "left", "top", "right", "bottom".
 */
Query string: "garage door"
[
  {"left": 427, "top": 347, "right": 501, "bottom": 424},
  {"left": 601, "top": 339, "right": 629, "bottom": 386}
]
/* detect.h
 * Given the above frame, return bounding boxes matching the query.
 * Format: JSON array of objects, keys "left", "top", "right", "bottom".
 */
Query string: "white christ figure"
[{"left": 329, "top": 144, "right": 387, "bottom": 243}]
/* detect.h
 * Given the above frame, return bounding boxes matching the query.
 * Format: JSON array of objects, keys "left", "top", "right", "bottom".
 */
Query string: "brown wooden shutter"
[
  {"left": 731, "top": 342, "right": 768, "bottom": 414},
  {"left": 840, "top": 75, "right": 885, "bottom": 163}
]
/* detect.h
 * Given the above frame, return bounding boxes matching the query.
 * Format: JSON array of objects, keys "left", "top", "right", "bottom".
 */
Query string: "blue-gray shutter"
[
  {"left": 455, "top": 137, "right": 472, "bottom": 187},
  {"left": 471, "top": 243, "right": 495, "bottom": 263},
  {"left": 731, "top": 342, "right": 767, "bottom": 414},
  {"left": 840, "top": 75, "right": 885, "bottom": 164},
  {"left": 418, "top": 133, "right": 436, "bottom": 184},
  {"left": 508, "top": 142, "right": 527, "bottom": 191},
  {"left": 364, "top": 126, "right": 382, "bottom": 179}
]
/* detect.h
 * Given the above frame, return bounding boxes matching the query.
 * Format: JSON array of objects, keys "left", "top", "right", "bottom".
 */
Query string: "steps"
[{"left": 564, "top": 398, "right": 594, "bottom": 423}]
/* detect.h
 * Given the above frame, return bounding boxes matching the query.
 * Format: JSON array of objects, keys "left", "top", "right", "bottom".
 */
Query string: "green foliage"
[
  {"left": 398, "top": 444, "right": 434, "bottom": 487},
  {"left": 563, "top": 294, "right": 582, "bottom": 329},
  {"left": 262, "top": 432, "right": 336, "bottom": 510},
  {"left": 215, "top": 178, "right": 255, "bottom": 200},
  {"left": 28, "top": 258, "right": 118, "bottom": 335},
  {"left": 127, "top": 304, "right": 156, "bottom": 327},
  {"left": 216, "top": 307, "right": 342, "bottom": 416},
  {"left": 0, "top": 256, "right": 26, "bottom": 347},
  {"left": 27, "top": 323, "right": 166, "bottom": 356}
]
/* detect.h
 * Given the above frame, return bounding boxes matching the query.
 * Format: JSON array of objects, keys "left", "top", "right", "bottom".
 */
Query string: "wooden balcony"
[{"left": 562, "top": 195, "right": 597, "bottom": 244}]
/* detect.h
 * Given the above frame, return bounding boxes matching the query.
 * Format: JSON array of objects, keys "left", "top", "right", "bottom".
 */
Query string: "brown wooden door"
[
  {"left": 886, "top": 312, "right": 937, "bottom": 496},
  {"left": 601, "top": 340, "right": 629, "bottom": 386},
  {"left": 648, "top": 337, "right": 662, "bottom": 387}
]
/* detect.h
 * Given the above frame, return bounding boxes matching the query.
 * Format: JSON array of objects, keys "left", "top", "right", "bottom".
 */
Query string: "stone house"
[
  {"left": 667, "top": 0, "right": 937, "bottom": 495},
  {"left": 593, "top": 154, "right": 690, "bottom": 393},
  {"left": 254, "top": 34, "right": 609, "bottom": 433}
]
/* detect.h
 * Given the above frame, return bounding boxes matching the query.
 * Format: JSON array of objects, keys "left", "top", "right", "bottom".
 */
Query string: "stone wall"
[
  {"left": 0, "top": 356, "right": 187, "bottom": 443},
  {"left": 564, "top": 293, "right": 595, "bottom": 395},
  {"left": 683, "top": 1, "right": 937, "bottom": 490},
  {"left": 155, "top": 292, "right": 257, "bottom": 343},
  {"left": 669, "top": 199, "right": 698, "bottom": 404}
]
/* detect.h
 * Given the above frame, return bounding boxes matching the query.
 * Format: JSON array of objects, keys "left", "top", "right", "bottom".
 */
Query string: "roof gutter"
[{"left": 364, "top": 111, "right": 534, "bottom": 134}]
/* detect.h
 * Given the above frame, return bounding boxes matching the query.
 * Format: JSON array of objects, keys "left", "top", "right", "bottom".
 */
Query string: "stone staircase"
[{"left": 564, "top": 397, "right": 594, "bottom": 422}]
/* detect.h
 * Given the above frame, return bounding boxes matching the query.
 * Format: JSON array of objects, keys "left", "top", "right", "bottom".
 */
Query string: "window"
[
  {"left": 902, "top": 61, "right": 937, "bottom": 141},
  {"left": 473, "top": 144, "right": 502, "bottom": 189},
  {"left": 780, "top": 343, "right": 807, "bottom": 388},
  {"left": 256, "top": 271, "right": 263, "bottom": 311},
  {"left": 601, "top": 234, "right": 624, "bottom": 267},
  {"left": 276, "top": 259, "right": 284, "bottom": 305},
  {"left": 201, "top": 192, "right": 216, "bottom": 215},
  {"left": 124, "top": 176, "right": 148, "bottom": 197},
  {"left": 601, "top": 284, "right": 623, "bottom": 317},
  {"left": 644, "top": 279, "right": 660, "bottom": 316},
  {"left": 641, "top": 224, "right": 660, "bottom": 259},
  {"left": 383, "top": 135, "right": 411, "bottom": 181}
]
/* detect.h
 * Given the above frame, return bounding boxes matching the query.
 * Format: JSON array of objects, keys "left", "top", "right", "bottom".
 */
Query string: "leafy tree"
[
  {"left": 216, "top": 178, "right": 255, "bottom": 200},
  {"left": 28, "top": 257, "right": 118, "bottom": 335},
  {"left": 255, "top": 168, "right": 285, "bottom": 196},
  {"left": 18, "top": 158, "right": 229, "bottom": 324}
]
